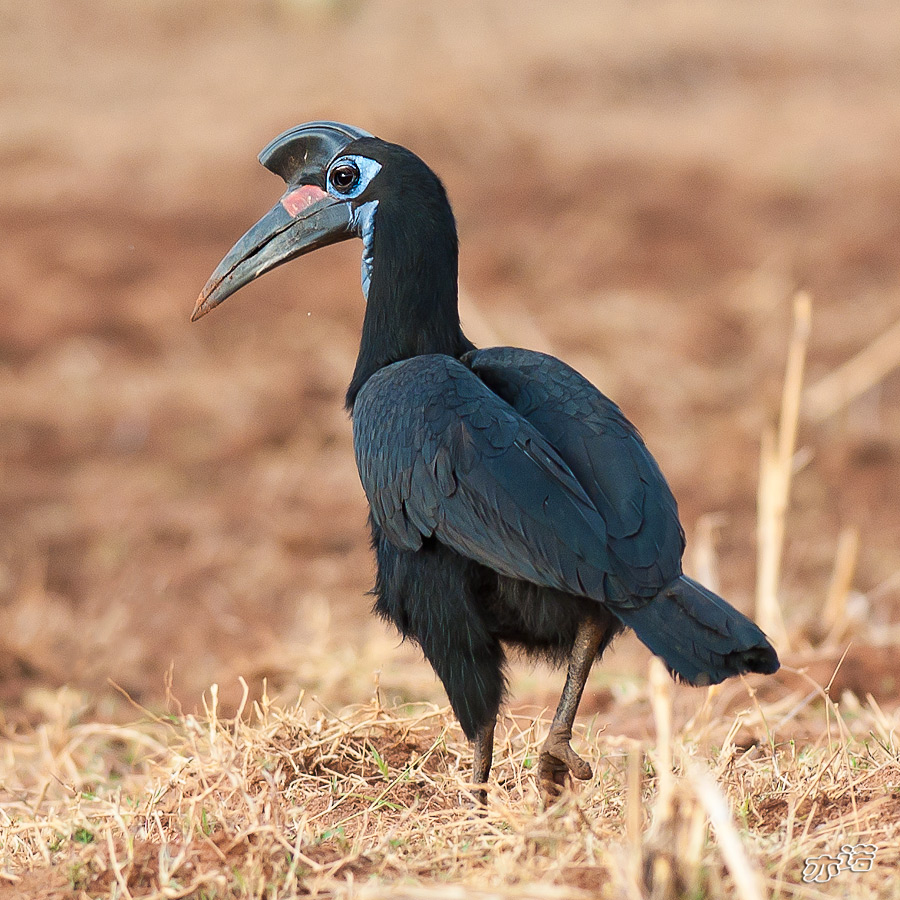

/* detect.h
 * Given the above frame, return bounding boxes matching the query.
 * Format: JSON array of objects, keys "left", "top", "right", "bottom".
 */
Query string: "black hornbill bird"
[{"left": 193, "top": 121, "right": 780, "bottom": 802}]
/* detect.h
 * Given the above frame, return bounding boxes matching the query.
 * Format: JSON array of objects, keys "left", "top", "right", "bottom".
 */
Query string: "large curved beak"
[
  {"left": 191, "top": 186, "right": 353, "bottom": 321},
  {"left": 191, "top": 120, "right": 373, "bottom": 322}
]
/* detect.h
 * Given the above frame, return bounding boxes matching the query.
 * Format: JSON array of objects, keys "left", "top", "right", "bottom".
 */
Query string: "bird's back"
[
  {"left": 462, "top": 347, "right": 778, "bottom": 684},
  {"left": 463, "top": 346, "right": 685, "bottom": 602}
]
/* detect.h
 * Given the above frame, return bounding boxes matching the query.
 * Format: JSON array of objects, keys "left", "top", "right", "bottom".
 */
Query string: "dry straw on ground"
[{"left": 0, "top": 666, "right": 898, "bottom": 899}]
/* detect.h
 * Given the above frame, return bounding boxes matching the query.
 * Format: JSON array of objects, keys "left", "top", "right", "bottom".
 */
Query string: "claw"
[{"left": 538, "top": 725, "right": 593, "bottom": 802}]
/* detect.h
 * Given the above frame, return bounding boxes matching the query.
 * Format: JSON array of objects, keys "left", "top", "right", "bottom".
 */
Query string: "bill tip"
[{"left": 191, "top": 295, "right": 208, "bottom": 322}]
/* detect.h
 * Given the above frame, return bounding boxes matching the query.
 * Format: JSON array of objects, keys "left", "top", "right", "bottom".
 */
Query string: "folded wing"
[{"left": 352, "top": 354, "right": 618, "bottom": 600}]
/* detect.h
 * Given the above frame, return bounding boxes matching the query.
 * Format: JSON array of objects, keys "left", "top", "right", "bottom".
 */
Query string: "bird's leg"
[
  {"left": 470, "top": 719, "right": 496, "bottom": 806},
  {"left": 538, "top": 617, "right": 606, "bottom": 801}
]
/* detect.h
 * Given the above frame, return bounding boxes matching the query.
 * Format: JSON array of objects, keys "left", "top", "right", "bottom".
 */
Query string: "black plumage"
[{"left": 194, "top": 121, "right": 780, "bottom": 802}]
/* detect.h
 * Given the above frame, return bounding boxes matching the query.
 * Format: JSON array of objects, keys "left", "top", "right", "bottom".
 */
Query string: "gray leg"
[
  {"left": 538, "top": 616, "right": 607, "bottom": 801},
  {"left": 471, "top": 719, "right": 495, "bottom": 806}
]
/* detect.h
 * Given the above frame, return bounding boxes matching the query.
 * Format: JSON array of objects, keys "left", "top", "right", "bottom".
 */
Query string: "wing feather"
[
  {"left": 464, "top": 347, "right": 685, "bottom": 598},
  {"left": 352, "top": 355, "right": 613, "bottom": 598}
]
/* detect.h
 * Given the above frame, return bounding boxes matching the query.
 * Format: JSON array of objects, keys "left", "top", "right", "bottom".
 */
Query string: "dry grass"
[
  {"left": 755, "top": 293, "right": 811, "bottom": 653},
  {"left": 1, "top": 659, "right": 899, "bottom": 899}
]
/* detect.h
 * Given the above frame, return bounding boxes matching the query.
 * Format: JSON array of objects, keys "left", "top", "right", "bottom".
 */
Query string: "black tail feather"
[{"left": 613, "top": 575, "right": 780, "bottom": 685}]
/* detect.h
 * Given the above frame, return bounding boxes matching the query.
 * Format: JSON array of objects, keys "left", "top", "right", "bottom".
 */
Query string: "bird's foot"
[
  {"left": 538, "top": 724, "right": 592, "bottom": 802},
  {"left": 466, "top": 785, "right": 488, "bottom": 811}
]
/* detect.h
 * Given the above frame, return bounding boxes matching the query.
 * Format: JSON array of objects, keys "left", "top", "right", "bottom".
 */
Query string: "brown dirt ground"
[{"left": 1, "top": 0, "right": 900, "bottom": 728}]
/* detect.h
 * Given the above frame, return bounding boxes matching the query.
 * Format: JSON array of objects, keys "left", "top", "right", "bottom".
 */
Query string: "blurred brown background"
[{"left": 2, "top": 0, "right": 899, "bottom": 718}]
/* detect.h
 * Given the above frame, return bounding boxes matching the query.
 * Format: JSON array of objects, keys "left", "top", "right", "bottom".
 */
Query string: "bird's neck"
[{"left": 346, "top": 200, "right": 474, "bottom": 409}]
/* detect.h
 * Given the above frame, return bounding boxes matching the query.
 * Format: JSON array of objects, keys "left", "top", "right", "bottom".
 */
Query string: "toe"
[
  {"left": 538, "top": 753, "right": 568, "bottom": 801},
  {"left": 563, "top": 746, "right": 593, "bottom": 781},
  {"left": 537, "top": 732, "right": 594, "bottom": 798}
]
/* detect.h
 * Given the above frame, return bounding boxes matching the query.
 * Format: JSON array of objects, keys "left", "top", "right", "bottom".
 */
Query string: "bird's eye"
[{"left": 329, "top": 162, "right": 360, "bottom": 194}]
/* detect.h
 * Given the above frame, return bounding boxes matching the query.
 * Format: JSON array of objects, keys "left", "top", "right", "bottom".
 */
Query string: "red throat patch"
[{"left": 281, "top": 184, "right": 328, "bottom": 217}]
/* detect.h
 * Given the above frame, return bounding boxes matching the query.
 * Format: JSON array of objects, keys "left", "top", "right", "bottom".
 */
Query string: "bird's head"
[{"left": 192, "top": 120, "right": 455, "bottom": 321}]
